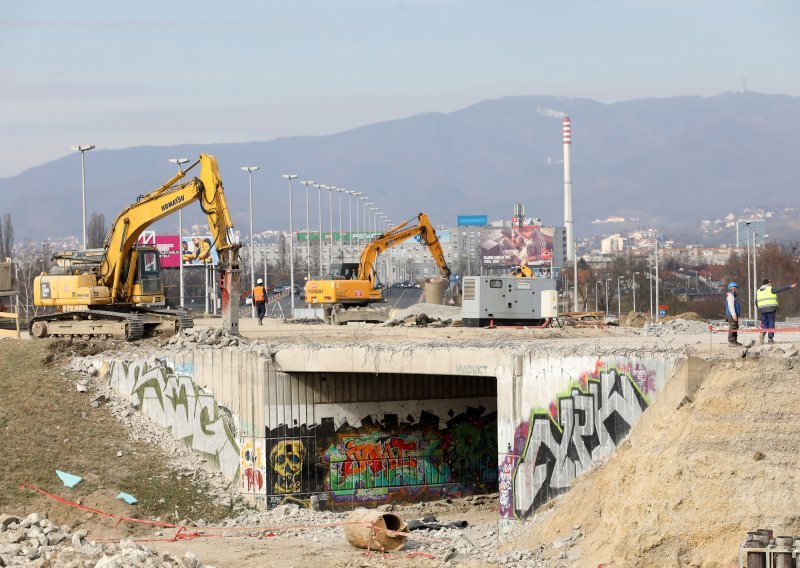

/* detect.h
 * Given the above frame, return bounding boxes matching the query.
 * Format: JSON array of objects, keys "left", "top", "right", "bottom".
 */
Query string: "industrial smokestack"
[{"left": 563, "top": 116, "right": 573, "bottom": 261}]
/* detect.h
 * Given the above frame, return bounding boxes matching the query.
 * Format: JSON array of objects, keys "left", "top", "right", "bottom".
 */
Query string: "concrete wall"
[{"left": 98, "top": 343, "right": 685, "bottom": 524}]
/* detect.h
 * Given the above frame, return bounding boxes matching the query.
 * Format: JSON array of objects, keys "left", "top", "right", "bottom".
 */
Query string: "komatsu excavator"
[
  {"left": 30, "top": 154, "right": 241, "bottom": 340},
  {"left": 305, "top": 213, "right": 451, "bottom": 324}
]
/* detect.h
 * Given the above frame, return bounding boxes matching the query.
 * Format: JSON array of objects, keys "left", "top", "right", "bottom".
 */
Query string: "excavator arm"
[
  {"left": 99, "top": 154, "right": 240, "bottom": 302},
  {"left": 358, "top": 213, "right": 451, "bottom": 288}
]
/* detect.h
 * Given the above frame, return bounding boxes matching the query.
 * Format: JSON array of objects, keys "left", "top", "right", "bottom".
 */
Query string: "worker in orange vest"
[{"left": 253, "top": 278, "right": 267, "bottom": 325}]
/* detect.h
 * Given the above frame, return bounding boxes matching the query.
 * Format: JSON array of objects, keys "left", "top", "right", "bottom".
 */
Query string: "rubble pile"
[
  {"left": 639, "top": 318, "right": 710, "bottom": 336},
  {"left": 164, "top": 327, "right": 245, "bottom": 350},
  {"left": 0, "top": 512, "right": 210, "bottom": 568},
  {"left": 383, "top": 303, "right": 462, "bottom": 327}
]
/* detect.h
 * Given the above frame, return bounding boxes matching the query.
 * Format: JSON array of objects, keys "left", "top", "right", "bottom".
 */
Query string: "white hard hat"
[{"left": 256, "top": 278, "right": 263, "bottom": 284}]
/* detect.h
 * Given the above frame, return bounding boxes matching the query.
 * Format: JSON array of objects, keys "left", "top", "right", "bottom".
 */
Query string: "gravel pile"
[
  {"left": 0, "top": 512, "right": 211, "bottom": 568},
  {"left": 638, "top": 318, "right": 710, "bottom": 336},
  {"left": 383, "top": 303, "right": 462, "bottom": 326}
]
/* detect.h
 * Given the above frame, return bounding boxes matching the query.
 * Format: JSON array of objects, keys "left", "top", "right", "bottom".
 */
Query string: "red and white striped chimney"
[{"left": 563, "top": 116, "right": 573, "bottom": 262}]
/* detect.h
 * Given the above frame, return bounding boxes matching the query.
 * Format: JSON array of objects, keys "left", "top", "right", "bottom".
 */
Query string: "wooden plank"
[
  {"left": 0, "top": 329, "right": 19, "bottom": 339},
  {"left": 0, "top": 311, "right": 18, "bottom": 319}
]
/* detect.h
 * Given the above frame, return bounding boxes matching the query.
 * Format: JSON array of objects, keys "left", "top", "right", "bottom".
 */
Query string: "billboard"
[
  {"left": 480, "top": 225, "right": 554, "bottom": 267},
  {"left": 180, "top": 236, "right": 219, "bottom": 266},
  {"left": 137, "top": 232, "right": 181, "bottom": 268}
]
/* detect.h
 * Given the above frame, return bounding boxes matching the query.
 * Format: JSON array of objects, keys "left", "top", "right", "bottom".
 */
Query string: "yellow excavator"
[
  {"left": 31, "top": 154, "right": 242, "bottom": 340},
  {"left": 305, "top": 213, "right": 451, "bottom": 324}
]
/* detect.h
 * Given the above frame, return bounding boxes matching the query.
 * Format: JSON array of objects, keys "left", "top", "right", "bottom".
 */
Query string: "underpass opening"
[{"left": 256, "top": 371, "right": 498, "bottom": 510}]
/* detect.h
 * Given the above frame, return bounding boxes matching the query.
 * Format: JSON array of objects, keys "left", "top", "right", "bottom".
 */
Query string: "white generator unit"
[{"left": 461, "top": 276, "right": 557, "bottom": 327}]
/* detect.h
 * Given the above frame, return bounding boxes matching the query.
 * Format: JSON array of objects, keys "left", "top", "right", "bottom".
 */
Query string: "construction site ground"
[{"left": 2, "top": 312, "right": 800, "bottom": 567}]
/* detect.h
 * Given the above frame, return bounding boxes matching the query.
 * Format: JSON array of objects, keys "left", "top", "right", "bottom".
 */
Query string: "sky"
[{"left": 1, "top": 0, "right": 798, "bottom": 179}]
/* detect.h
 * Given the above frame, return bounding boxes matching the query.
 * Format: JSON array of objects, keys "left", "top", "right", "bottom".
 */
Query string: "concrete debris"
[
  {"left": 0, "top": 511, "right": 216, "bottom": 568},
  {"left": 639, "top": 318, "right": 710, "bottom": 336},
  {"left": 383, "top": 303, "right": 462, "bottom": 327}
]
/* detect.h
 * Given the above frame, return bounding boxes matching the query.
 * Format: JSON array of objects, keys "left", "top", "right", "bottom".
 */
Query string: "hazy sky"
[{"left": 1, "top": 0, "right": 797, "bottom": 178}]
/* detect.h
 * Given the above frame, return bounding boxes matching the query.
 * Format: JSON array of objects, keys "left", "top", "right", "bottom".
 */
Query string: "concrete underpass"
[{"left": 93, "top": 330, "right": 693, "bottom": 529}]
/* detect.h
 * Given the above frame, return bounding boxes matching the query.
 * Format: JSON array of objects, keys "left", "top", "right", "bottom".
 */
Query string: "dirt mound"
[
  {"left": 506, "top": 357, "right": 800, "bottom": 567},
  {"left": 618, "top": 311, "right": 648, "bottom": 328},
  {"left": 668, "top": 311, "right": 705, "bottom": 321}
]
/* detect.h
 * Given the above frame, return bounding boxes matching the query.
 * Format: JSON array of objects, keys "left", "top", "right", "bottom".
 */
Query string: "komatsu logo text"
[{"left": 161, "top": 195, "right": 184, "bottom": 212}]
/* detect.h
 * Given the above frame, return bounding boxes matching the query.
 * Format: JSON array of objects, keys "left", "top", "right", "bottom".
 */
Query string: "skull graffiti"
[{"left": 270, "top": 439, "right": 305, "bottom": 494}]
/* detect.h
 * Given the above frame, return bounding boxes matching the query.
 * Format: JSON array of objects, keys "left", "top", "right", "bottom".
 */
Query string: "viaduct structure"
[{"left": 95, "top": 341, "right": 702, "bottom": 529}]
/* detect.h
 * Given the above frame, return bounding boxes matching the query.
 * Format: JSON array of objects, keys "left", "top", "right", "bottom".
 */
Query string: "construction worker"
[
  {"left": 253, "top": 278, "right": 267, "bottom": 325},
  {"left": 725, "top": 281, "right": 741, "bottom": 346},
  {"left": 756, "top": 278, "right": 798, "bottom": 343}
]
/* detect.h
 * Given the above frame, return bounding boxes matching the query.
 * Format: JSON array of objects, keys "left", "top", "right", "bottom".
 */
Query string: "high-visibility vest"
[
  {"left": 253, "top": 285, "right": 266, "bottom": 302},
  {"left": 756, "top": 286, "right": 778, "bottom": 310}
]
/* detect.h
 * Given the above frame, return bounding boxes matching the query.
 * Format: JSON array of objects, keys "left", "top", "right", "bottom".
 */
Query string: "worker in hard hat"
[
  {"left": 253, "top": 277, "right": 267, "bottom": 325},
  {"left": 725, "top": 281, "right": 741, "bottom": 346}
]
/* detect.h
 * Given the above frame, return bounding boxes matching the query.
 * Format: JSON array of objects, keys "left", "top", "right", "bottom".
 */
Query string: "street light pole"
[
  {"left": 617, "top": 276, "right": 623, "bottom": 318},
  {"left": 595, "top": 280, "right": 600, "bottom": 312},
  {"left": 71, "top": 144, "right": 95, "bottom": 249},
  {"left": 745, "top": 221, "right": 752, "bottom": 321},
  {"left": 300, "top": 180, "right": 315, "bottom": 281},
  {"left": 282, "top": 174, "right": 298, "bottom": 317},
  {"left": 336, "top": 188, "right": 344, "bottom": 264},
  {"left": 314, "top": 184, "right": 325, "bottom": 275},
  {"left": 169, "top": 158, "right": 190, "bottom": 308},
  {"left": 632, "top": 272, "right": 640, "bottom": 313},
  {"left": 605, "top": 278, "right": 611, "bottom": 313},
  {"left": 241, "top": 166, "right": 260, "bottom": 318},
  {"left": 327, "top": 186, "right": 336, "bottom": 272},
  {"left": 753, "top": 230, "right": 758, "bottom": 318},
  {"left": 347, "top": 191, "right": 354, "bottom": 261}
]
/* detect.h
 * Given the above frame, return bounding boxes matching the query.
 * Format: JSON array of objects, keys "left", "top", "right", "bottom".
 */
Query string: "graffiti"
[
  {"left": 241, "top": 439, "right": 266, "bottom": 493},
  {"left": 505, "top": 364, "right": 650, "bottom": 519},
  {"left": 319, "top": 408, "right": 497, "bottom": 508},
  {"left": 106, "top": 360, "right": 240, "bottom": 481},
  {"left": 270, "top": 439, "right": 306, "bottom": 494}
]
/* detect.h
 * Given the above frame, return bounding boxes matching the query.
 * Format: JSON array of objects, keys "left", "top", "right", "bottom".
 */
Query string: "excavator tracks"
[
  {"left": 29, "top": 310, "right": 145, "bottom": 341},
  {"left": 29, "top": 307, "right": 192, "bottom": 341}
]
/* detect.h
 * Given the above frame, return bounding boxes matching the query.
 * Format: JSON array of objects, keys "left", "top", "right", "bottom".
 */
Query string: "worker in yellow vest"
[
  {"left": 756, "top": 278, "right": 797, "bottom": 343},
  {"left": 253, "top": 278, "right": 267, "bottom": 325}
]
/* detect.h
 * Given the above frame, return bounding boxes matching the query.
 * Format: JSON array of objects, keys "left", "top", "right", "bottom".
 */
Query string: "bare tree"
[{"left": 86, "top": 212, "right": 107, "bottom": 249}]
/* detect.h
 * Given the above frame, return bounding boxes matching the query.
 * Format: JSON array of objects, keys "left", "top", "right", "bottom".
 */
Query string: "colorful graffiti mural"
[
  {"left": 241, "top": 439, "right": 266, "bottom": 493},
  {"left": 502, "top": 362, "right": 654, "bottom": 519},
  {"left": 106, "top": 360, "right": 241, "bottom": 481},
  {"left": 261, "top": 406, "right": 498, "bottom": 509}
]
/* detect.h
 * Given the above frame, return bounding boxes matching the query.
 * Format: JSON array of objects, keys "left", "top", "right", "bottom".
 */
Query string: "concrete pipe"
[
  {"left": 344, "top": 508, "right": 408, "bottom": 551},
  {"left": 423, "top": 277, "right": 448, "bottom": 305}
]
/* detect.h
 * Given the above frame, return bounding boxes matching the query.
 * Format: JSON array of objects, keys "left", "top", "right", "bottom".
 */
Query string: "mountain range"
[{"left": 2, "top": 91, "right": 798, "bottom": 244}]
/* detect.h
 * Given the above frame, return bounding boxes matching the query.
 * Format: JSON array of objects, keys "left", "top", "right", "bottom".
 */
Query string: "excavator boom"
[{"left": 31, "top": 154, "right": 241, "bottom": 340}]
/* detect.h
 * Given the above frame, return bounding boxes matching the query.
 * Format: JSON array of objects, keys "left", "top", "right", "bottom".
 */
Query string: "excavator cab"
[
  {"left": 130, "top": 247, "right": 165, "bottom": 304},
  {"left": 329, "top": 263, "right": 359, "bottom": 280}
]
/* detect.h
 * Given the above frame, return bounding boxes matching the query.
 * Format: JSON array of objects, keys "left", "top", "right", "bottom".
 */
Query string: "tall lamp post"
[
  {"left": 617, "top": 276, "right": 624, "bottom": 318},
  {"left": 595, "top": 280, "right": 601, "bottom": 312},
  {"left": 169, "top": 158, "right": 190, "bottom": 308},
  {"left": 299, "top": 180, "right": 315, "bottom": 281},
  {"left": 632, "top": 271, "right": 640, "bottom": 313},
  {"left": 327, "top": 186, "right": 337, "bottom": 271},
  {"left": 71, "top": 144, "right": 95, "bottom": 249},
  {"left": 241, "top": 166, "right": 260, "bottom": 318},
  {"left": 336, "top": 188, "right": 345, "bottom": 264},
  {"left": 745, "top": 221, "right": 752, "bottom": 321},
  {"left": 282, "top": 174, "right": 298, "bottom": 317},
  {"left": 605, "top": 278, "right": 611, "bottom": 313},
  {"left": 314, "top": 184, "right": 325, "bottom": 274}
]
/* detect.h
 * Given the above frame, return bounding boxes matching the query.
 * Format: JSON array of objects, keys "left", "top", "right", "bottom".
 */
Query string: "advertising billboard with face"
[
  {"left": 480, "top": 225, "right": 554, "bottom": 267},
  {"left": 181, "top": 236, "right": 218, "bottom": 266}
]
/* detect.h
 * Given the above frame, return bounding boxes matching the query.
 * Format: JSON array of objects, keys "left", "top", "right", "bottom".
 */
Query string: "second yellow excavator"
[{"left": 305, "top": 213, "right": 451, "bottom": 324}]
